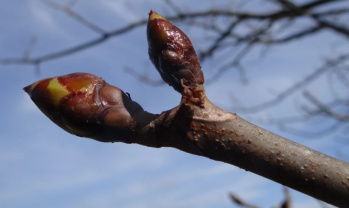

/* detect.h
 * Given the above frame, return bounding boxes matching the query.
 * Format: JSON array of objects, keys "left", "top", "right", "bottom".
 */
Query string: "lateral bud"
[{"left": 147, "top": 10, "right": 204, "bottom": 93}]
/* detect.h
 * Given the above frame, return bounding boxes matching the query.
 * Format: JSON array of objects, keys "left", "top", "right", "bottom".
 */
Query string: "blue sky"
[{"left": 0, "top": 0, "right": 347, "bottom": 207}]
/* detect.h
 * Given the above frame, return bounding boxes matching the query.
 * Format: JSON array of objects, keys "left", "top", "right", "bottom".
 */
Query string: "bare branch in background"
[
  {"left": 124, "top": 67, "right": 164, "bottom": 86},
  {"left": 280, "top": 187, "right": 292, "bottom": 208},
  {"left": 205, "top": 43, "right": 252, "bottom": 85},
  {"left": 22, "top": 37, "right": 37, "bottom": 61},
  {"left": 0, "top": 18, "right": 147, "bottom": 66},
  {"left": 1, "top": 0, "right": 347, "bottom": 67},
  {"left": 0, "top": 0, "right": 348, "bottom": 142},
  {"left": 303, "top": 91, "right": 349, "bottom": 121},
  {"left": 1, "top": 1, "right": 348, "bottom": 206},
  {"left": 165, "top": 0, "right": 183, "bottom": 15},
  {"left": 199, "top": 19, "right": 242, "bottom": 61},
  {"left": 233, "top": 54, "right": 349, "bottom": 113},
  {"left": 229, "top": 187, "right": 292, "bottom": 208},
  {"left": 42, "top": 0, "right": 106, "bottom": 34},
  {"left": 229, "top": 192, "right": 260, "bottom": 208},
  {"left": 333, "top": 64, "right": 349, "bottom": 88}
]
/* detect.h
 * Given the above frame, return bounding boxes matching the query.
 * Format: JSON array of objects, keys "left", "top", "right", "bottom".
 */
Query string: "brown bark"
[
  {"left": 24, "top": 73, "right": 349, "bottom": 207},
  {"left": 129, "top": 92, "right": 349, "bottom": 207}
]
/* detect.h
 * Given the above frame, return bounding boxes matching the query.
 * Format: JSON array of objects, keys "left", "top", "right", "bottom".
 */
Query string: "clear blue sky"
[{"left": 0, "top": 0, "right": 346, "bottom": 207}]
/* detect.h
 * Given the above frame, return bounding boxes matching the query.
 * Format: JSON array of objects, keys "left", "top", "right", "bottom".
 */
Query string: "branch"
[
  {"left": 229, "top": 186, "right": 292, "bottom": 208},
  {"left": 262, "top": 24, "right": 324, "bottom": 44},
  {"left": 199, "top": 18, "right": 241, "bottom": 61},
  {"left": 2, "top": 1, "right": 348, "bottom": 66},
  {"left": 22, "top": 10, "right": 349, "bottom": 207},
  {"left": 24, "top": 72, "right": 349, "bottom": 207},
  {"left": 276, "top": 0, "right": 349, "bottom": 38},
  {"left": 280, "top": 186, "right": 292, "bottom": 208},
  {"left": 42, "top": 0, "right": 106, "bottom": 34},
  {"left": 303, "top": 91, "right": 349, "bottom": 121},
  {"left": 233, "top": 54, "right": 349, "bottom": 113},
  {"left": 124, "top": 66, "right": 164, "bottom": 86},
  {"left": 229, "top": 192, "right": 260, "bottom": 208},
  {"left": 0, "top": 18, "right": 147, "bottom": 66}
]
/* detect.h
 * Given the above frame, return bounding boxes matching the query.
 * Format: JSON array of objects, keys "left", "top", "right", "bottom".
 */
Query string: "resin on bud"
[
  {"left": 147, "top": 10, "right": 204, "bottom": 93},
  {"left": 24, "top": 73, "right": 142, "bottom": 143}
]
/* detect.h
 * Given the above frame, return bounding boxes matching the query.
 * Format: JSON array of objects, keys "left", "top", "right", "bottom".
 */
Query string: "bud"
[
  {"left": 24, "top": 73, "right": 142, "bottom": 143},
  {"left": 147, "top": 10, "right": 204, "bottom": 93}
]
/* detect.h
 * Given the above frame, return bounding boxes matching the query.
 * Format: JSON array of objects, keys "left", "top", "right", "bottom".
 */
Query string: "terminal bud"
[{"left": 24, "top": 73, "right": 142, "bottom": 142}]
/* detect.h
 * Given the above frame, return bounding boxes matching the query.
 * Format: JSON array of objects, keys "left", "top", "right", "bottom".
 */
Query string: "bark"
[
  {"left": 130, "top": 93, "right": 349, "bottom": 207},
  {"left": 24, "top": 73, "right": 349, "bottom": 207}
]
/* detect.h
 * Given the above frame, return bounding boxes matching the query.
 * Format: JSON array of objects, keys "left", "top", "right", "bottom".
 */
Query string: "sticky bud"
[
  {"left": 147, "top": 10, "right": 204, "bottom": 93},
  {"left": 24, "top": 73, "right": 142, "bottom": 142}
]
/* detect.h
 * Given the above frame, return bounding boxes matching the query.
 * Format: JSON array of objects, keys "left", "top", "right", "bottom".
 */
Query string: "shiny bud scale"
[
  {"left": 24, "top": 73, "right": 142, "bottom": 142},
  {"left": 147, "top": 10, "right": 204, "bottom": 93}
]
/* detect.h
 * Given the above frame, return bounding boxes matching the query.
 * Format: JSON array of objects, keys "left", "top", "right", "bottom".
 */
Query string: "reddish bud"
[
  {"left": 24, "top": 73, "right": 142, "bottom": 142},
  {"left": 147, "top": 10, "right": 204, "bottom": 93}
]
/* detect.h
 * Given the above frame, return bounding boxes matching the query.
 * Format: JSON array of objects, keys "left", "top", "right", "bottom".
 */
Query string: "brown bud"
[
  {"left": 24, "top": 73, "right": 142, "bottom": 143},
  {"left": 147, "top": 10, "right": 204, "bottom": 93}
]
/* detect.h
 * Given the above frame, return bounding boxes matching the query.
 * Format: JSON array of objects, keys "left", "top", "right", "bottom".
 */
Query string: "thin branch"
[
  {"left": 279, "top": 118, "right": 344, "bottom": 138},
  {"left": 229, "top": 192, "right": 260, "bottom": 208},
  {"left": 165, "top": 0, "right": 183, "bottom": 15},
  {"left": 315, "top": 18, "right": 349, "bottom": 39},
  {"left": 314, "top": 8, "right": 349, "bottom": 17},
  {"left": 263, "top": 24, "right": 324, "bottom": 44},
  {"left": 280, "top": 187, "right": 292, "bottom": 208},
  {"left": 233, "top": 54, "right": 349, "bottom": 113},
  {"left": 333, "top": 65, "right": 349, "bottom": 88},
  {"left": 285, "top": 0, "right": 342, "bottom": 11},
  {"left": 275, "top": 0, "right": 349, "bottom": 38},
  {"left": 42, "top": 0, "right": 106, "bottom": 34},
  {"left": 1, "top": 1, "right": 348, "bottom": 66},
  {"left": 199, "top": 18, "right": 241, "bottom": 61},
  {"left": 229, "top": 186, "right": 292, "bottom": 208},
  {"left": 124, "top": 67, "right": 164, "bottom": 86},
  {"left": 303, "top": 90, "right": 349, "bottom": 121},
  {"left": 0, "top": 19, "right": 147, "bottom": 65},
  {"left": 22, "top": 36, "right": 37, "bottom": 60},
  {"left": 205, "top": 43, "right": 252, "bottom": 85}
]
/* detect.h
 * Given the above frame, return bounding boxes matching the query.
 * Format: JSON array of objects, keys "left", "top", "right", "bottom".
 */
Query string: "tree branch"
[
  {"left": 229, "top": 186, "right": 292, "bottom": 208},
  {"left": 0, "top": 19, "right": 147, "bottom": 66},
  {"left": 229, "top": 192, "right": 260, "bottom": 208},
  {"left": 22, "top": 10, "right": 349, "bottom": 207},
  {"left": 233, "top": 54, "right": 349, "bottom": 113},
  {"left": 276, "top": 0, "right": 349, "bottom": 38},
  {"left": 24, "top": 73, "right": 349, "bottom": 207},
  {"left": 303, "top": 91, "right": 349, "bottom": 121},
  {"left": 2, "top": 0, "right": 348, "bottom": 66},
  {"left": 42, "top": 0, "right": 106, "bottom": 34}
]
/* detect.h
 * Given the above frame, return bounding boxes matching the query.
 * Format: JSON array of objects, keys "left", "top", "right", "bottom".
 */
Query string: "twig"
[
  {"left": 233, "top": 54, "right": 349, "bottom": 113},
  {"left": 165, "top": 0, "right": 183, "bottom": 15},
  {"left": 0, "top": 19, "right": 147, "bottom": 65},
  {"left": 42, "top": 0, "right": 106, "bottom": 34},
  {"left": 1, "top": 1, "right": 348, "bottom": 66},
  {"left": 229, "top": 192, "right": 260, "bottom": 208},
  {"left": 263, "top": 24, "right": 324, "bottom": 44},
  {"left": 303, "top": 90, "right": 349, "bottom": 121},
  {"left": 22, "top": 37, "right": 37, "bottom": 60},
  {"left": 280, "top": 187, "right": 292, "bottom": 208},
  {"left": 124, "top": 67, "right": 164, "bottom": 86},
  {"left": 199, "top": 18, "right": 241, "bottom": 61}
]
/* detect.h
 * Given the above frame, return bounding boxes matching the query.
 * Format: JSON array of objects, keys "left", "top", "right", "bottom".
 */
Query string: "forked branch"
[{"left": 23, "top": 10, "right": 349, "bottom": 207}]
